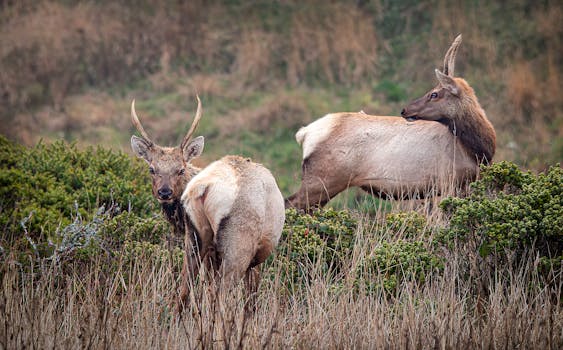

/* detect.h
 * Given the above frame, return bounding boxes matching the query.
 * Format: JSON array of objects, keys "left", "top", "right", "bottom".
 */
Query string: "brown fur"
[
  {"left": 287, "top": 35, "right": 492, "bottom": 211},
  {"left": 401, "top": 77, "right": 496, "bottom": 164},
  {"left": 286, "top": 112, "right": 479, "bottom": 211},
  {"left": 401, "top": 35, "right": 496, "bottom": 164},
  {"left": 130, "top": 99, "right": 285, "bottom": 316}
]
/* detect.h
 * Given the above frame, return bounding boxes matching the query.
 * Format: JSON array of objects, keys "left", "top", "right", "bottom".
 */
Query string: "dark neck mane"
[
  {"left": 439, "top": 108, "right": 496, "bottom": 165},
  {"left": 160, "top": 167, "right": 203, "bottom": 251},
  {"left": 161, "top": 200, "right": 201, "bottom": 253},
  {"left": 162, "top": 200, "right": 187, "bottom": 237}
]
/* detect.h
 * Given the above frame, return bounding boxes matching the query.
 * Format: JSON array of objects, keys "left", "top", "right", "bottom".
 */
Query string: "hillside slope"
[{"left": 1, "top": 0, "right": 561, "bottom": 197}]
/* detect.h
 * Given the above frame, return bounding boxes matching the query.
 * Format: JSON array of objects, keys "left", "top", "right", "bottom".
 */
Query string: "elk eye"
[
  {"left": 149, "top": 167, "right": 156, "bottom": 175},
  {"left": 430, "top": 92, "right": 438, "bottom": 99},
  {"left": 178, "top": 168, "right": 185, "bottom": 176}
]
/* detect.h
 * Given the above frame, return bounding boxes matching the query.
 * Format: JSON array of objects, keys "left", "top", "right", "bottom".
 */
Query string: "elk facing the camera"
[
  {"left": 130, "top": 97, "right": 285, "bottom": 314},
  {"left": 286, "top": 34, "right": 495, "bottom": 211},
  {"left": 130, "top": 99, "right": 204, "bottom": 245}
]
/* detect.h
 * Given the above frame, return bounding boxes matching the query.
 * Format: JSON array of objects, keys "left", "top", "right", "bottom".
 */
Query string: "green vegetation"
[
  {"left": 0, "top": 134, "right": 561, "bottom": 348},
  {"left": 1, "top": 0, "right": 560, "bottom": 196},
  {"left": 1, "top": 136, "right": 560, "bottom": 282},
  {"left": 361, "top": 240, "right": 444, "bottom": 293},
  {"left": 0, "top": 1, "right": 561, "bottom": 347},
  {"left": 272, "top": 208, "right": 357, "bottom": 286},
  {"left": 440, "top": 161, "right": 562, "bottom": 271},
  {"left": 0, "top": 135, "right": 160, "bottom": 262}
]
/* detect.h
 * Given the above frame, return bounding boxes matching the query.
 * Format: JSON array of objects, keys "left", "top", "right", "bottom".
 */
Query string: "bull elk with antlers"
[
  {"left": 286, "top": 35, "right": 496, "bottom": 210},
  {"left": 130, "top": 97, "right": 285, "bottom": 314}
]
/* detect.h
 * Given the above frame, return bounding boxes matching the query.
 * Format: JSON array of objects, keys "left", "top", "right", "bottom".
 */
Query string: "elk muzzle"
[
  {"left": 401, "top": 108, "right": 418, "bottom": 122},
  {"left": 157, "top": 186, "right": 173, "bottom": 201}
]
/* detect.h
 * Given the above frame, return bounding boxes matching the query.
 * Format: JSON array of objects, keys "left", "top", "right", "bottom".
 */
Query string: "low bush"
[
  {"left": 359, "top": 240, "right": 444, "bottom": 294},
  {"left": 0, "top": 136, "right": 162, "bottom": 262},
  {"left": 384, "top": 211, "right": 429, "bottom": 239},
  {"left": 439, "top": 161, "right": 562, "bottom": 273},
  {"left": 271, "top": 208, "right": 357, "bottom": 285},
  {"left": 274, "top": 208, "right": 444, "bottom": 294}
]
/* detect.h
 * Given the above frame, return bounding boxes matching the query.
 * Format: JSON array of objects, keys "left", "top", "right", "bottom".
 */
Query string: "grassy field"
[
  {"left": 0, "top": 1, "right": 561, "bottom": 348},
  {"left": 0, "top": 143, "right": 560, "bottom": 348},
  {"left": 2, "top": 201, "right": 560, "bottom": 349}
]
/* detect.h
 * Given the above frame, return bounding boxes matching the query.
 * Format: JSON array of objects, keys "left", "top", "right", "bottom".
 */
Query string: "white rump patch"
[
  {"left": 296, "top": 113, "right": 338, "bottom": 160},
  {"left": 181, "top": 160, "right": 239, "bottom": 234}
]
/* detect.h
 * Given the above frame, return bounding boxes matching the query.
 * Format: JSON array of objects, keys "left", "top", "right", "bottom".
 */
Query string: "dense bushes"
[
  {"left": 275, "top": 208, "right": 444, "bottom": 294},
  {"left": 273, "top": 208, "right": 357, "bottom": 285},
  {"left": 1, "top": 136, "right": 560, "bottom": 292},
  {"left": 0, "top": 136, "right": 162, "bottom": 260},
  {"left": 360, "top": 240, "right": 444, "bottom": 293},
  {"left": 440, "top": 161, "right": 562, "bottom": 272}
]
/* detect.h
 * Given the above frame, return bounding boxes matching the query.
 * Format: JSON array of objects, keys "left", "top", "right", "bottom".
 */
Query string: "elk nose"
[
  {"left": 400, "top": 108, "right": 406, "bottom": 116},
  {"left": 158, "top": 188, "right": 172, "bottom": 200}
]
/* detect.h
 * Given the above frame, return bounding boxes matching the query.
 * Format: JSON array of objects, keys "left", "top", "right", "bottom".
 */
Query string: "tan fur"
[
  {"left": 286, "top": 113, "right": 477, "bottom": 209},
  {"left": 287, "top": 35, "right": 494, "bottom": 210},
  {"left": 296, "top": 113, "right": 339, "bottom": 160},
  {"left": 130, "top": 99, "right": 285, "bottom": 315},
  {"left": 180, "top": 156, "right": 284, "bottom": 304}
]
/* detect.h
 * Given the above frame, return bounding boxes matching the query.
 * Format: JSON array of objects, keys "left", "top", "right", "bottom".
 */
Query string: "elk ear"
[
  {"left": 183, "top": 136, "right": 204, "bottom": 162},
  {"left": 131, "top": 135, "right": 152, "bottom": 163},
  {"left": 435, "top": 69, "right": 459, "bottom": 96}
]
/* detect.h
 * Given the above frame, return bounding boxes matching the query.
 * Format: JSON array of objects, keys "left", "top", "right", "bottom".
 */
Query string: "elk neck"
[
  {"left": 161, "top": 166, "right": 202, "bottom": 246},
  {"left": 439, "top": 105, "right": 496, "bottom": 164}
]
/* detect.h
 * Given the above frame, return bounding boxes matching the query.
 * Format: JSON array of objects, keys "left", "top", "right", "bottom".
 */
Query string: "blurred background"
[{"left": 1, "top": 0, "right": 561, "bottom": 197}]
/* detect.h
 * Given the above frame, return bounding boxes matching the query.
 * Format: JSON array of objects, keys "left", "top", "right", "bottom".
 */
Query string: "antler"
[
  {"left": 131, "top": 100, "right": 154, "bottom": 147},
  {"left": 443, "top": 34, "right": 462, "bottom": 77},
  {"left": 180, "top": 95, "right": 203, "bottom": 149}
]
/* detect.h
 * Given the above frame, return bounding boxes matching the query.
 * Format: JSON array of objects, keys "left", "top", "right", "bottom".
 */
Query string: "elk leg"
[
  {"left": 243, "top": 267, "right": 261, "bottom": 313},
  {"left": 286, "top": 178, "right": 347, "bottom": 211},
  {"left": 286, "top": 155, "right": 349, "bottom": 211},
  {"left": 176, "top": 225, "right": 214, "bottom": 316},
  {"left": 177, "top": 248, "right": 200, "bottom": 315},
  {"left": 242, "top": 237, "right": 272, "bottom": 308}
]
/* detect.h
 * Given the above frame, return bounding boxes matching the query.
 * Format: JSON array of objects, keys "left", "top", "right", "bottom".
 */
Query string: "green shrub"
[
  {"left": 439, "top": 161, "right": 562, "bottom": 271},
  {"left": 271, "top": 208, "right": 357, "bottom": 285},
  {"left": 384, "top": 211, "right": 429, "bottom": 239},
  {"left": 99, "top": 211, "right": 169, "bottom": 248},
  {"left": 0, "top": 136, "right": 168, "bottom": 264},
  {"left": 0, "top": 136, "right": 155, "bottom": 237},
  {"left": 359, "top": 240, "right": 444, "bottom": 293}
]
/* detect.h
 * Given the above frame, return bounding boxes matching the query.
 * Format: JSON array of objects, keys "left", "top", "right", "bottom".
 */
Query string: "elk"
[
  {"left": 400, "top": 35, "right": 496, "bottom": 163},
  {"left": 286, "top": 34, "right": 496, "bottom": 210},
  {"left": 130, "top": 97, "right": 285, "bottom": 313}
]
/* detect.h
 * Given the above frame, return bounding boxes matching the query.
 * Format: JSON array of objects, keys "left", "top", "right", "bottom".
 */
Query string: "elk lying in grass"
[
  {"left": 286, "top": 34, "right": 496, "bottom": 211},
  {"left": 130, "top": 97, "right": 285, "bottom": 314}
]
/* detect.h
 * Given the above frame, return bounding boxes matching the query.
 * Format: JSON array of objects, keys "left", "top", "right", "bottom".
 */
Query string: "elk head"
[
  {"left": 400, "top": 34, "right": 496, "bottom": 163},
  {"left": 130, "top": 96, "right": 204, "bottom": 205},
  {"left": 401, "top": 34, "right": 467, "bottom": 124}
]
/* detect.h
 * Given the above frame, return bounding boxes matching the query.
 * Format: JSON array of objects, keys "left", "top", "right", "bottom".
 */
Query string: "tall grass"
[{"left": 1, "top": 205, "right": 560, "bottom": 349}]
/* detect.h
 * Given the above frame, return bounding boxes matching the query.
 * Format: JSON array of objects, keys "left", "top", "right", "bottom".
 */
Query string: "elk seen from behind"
[
  {"left": 130, "top": 97, "right": 285, "bottom": 314},
  {"left": 286, "top": 34, "right": 496, "bottom": 211}
]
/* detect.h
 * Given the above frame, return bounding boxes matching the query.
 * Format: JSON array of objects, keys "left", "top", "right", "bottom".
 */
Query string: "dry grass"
[
  {"left": 216, "top": 93, "right": 309, "bottom": 137},
  {"left": 1, "top": 0, "right": 561, "bottom": 168},
  {"left": 1, "top": 204, "right": 560, "bottom": 349},
  {"left": 0, "top": 1, "right": 128, "bottom": 109},
  {"left": 286, "top": 2, "right": 378, "bottom": 85}
]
